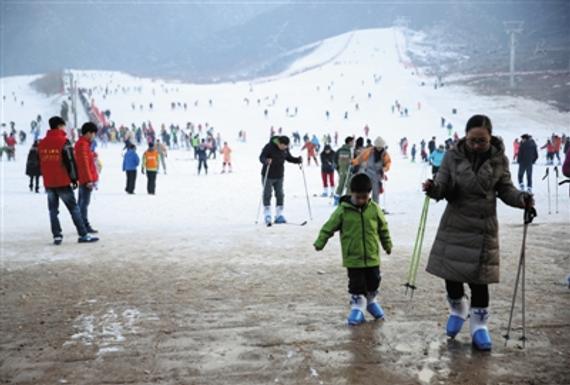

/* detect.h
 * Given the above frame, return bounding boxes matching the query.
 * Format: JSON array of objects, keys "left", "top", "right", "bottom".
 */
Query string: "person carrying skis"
[
  {"left": 74, "top": 122, "right": 100, "bottom": 234},
  {"left": 142, "top": 142, "right": 159, "bottom": 194},
  {"left": 429, "top": 145, "right": 445, "bottom": 176},
  {"left": 333, "top": 136, "right": 354, "bottom": 205},
  {"left": 351, "top": 136, "right": 392, "bottom": 204},
  {"left": 320, "top": 144, "right": 336, "bottom": 197},
  {"left": 314, "top": 173, "right": 392, "bottom": 325},
  {"left": 221, "top": 142, "right": 232, "bottom": 173},
  {"left": 259, "top": 136, "right": 302, "bottom": 225},
  {"left": 25, "top": 140, "right": 42, "bottom": 193},
  {"left": 517, "top": 134, "right": 538, "bottom": 193},
  {"left": 123, "top": 143, "right": 140, "bottom": 194},
  {"left": 421, "top": 114, "right": 534, "bottom": 351},
  {"left": 301, "top": 138, "right": 319, "bottom": 166},
  {"left": 38, "top": 116, "right": 98, "bottom": 245}
]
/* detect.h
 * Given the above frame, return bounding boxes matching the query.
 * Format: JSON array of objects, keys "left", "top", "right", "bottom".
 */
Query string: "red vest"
[
  {"left": 39, "top": 130, "right": 72, "bottom": 188},
  {"left": 74, "top": 136, "right": 98, "bottom": 185}
]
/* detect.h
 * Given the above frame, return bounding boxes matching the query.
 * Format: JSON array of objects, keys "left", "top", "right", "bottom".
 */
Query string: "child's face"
[{"left": 351, "top": 191, "right": 370, "bottom": 207}]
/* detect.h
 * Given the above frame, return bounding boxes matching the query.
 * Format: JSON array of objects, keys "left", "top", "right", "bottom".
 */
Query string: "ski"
[{"left": 274, "top": 220, "right": 308, "bottom": 226}]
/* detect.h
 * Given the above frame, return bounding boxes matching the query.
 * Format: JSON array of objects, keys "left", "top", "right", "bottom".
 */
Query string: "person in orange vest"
[
  {"left": 541, "top": 139, "right": 555, "bottom": 165},
  {"left": 74, "top": 122, "right": 99, "bottom": 234},
  {"left": 142, "top": 142, "right": 160, "bottom": 194},
  {"left": 301, "top": 138, "right": 319, "bottom": 166},
  {"left": 221, "top": 142, "right": 232, "bottom": 173},
  {"left": 38, "top": 116, "right": 99, "bottom": 245},
  {"left": 352, "top": 136, "right": 392, "bottom": 204}
]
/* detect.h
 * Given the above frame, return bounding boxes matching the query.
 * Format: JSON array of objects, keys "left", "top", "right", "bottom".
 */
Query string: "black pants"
[
  {"left": 518, "top": 163, "right": 533, "bottom": 188},
  {"left": 198, "top": 159, "right": 208, "bottom": 174},
  {"left": 29, "top": 175, "right": 40, "bottom": 191},
  {"left": 125, "top": 170, "right": 137, "bottom": 193},
  {"left": 432, "top": 165, "right": 440, "bottom": 176},
  {"left": 445, "top": 280, "right": 489, "bottom": 308},
  {"left": 146, "top": 171, "right": 157, "bottom": 194},
  {"left": 347, "top": 266, "right": 381, "bottom": 295}
]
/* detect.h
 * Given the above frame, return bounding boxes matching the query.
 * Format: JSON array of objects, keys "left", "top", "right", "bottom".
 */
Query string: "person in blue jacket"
[
  {"left": 123, "top": 143, "right": 140, "bottom": 194},
  {"left": 429, "top": 145, "right": 446, "bottom": 176}
]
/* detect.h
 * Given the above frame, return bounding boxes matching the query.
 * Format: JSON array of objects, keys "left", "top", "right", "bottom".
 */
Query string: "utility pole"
[{"left": 504, "top": 21, "right": 524, "bottom": 88}]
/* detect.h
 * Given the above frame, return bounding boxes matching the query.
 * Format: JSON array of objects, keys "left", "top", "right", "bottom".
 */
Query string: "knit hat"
[{"left": 374, "top": 136, "right": 386, "bottom": 149}]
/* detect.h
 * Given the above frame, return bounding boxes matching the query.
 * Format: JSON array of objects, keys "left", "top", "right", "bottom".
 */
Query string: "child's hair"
[{"left": 350, "top": 174, "right": 372, "bottom": 193}]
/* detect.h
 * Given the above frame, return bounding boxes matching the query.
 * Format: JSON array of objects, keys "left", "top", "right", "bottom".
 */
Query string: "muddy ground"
[{"left": 1, "top": 222, "right": 569, "bottom": 385}]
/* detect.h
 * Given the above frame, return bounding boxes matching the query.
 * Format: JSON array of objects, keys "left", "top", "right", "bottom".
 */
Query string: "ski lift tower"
[{"left": 504, "top": 21, "right": 524, "bottom": 88}]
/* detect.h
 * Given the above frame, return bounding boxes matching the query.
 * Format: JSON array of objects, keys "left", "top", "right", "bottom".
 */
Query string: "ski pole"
[
  {"left": 404, "top": 195, "right": 430, "bottom": 297},
  {"left": 554, "top": 166, "right": 559, "bottom": 214},
  {"left": 542, "top": 167, "right": 550, "bottom": 214},
  {"left": 300, "top": 163, "right": 313, "bottom": 220},
  {"left": 504, "top": 205, "right": 536, "bottom": 348},
  {"left": 255, "top": 161, "right": 271, "bottom": 224}
]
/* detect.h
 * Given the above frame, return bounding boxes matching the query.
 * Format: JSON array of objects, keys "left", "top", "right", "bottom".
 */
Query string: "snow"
[{"left": 1, "top": 26, "right": 569, "bottom": 268}]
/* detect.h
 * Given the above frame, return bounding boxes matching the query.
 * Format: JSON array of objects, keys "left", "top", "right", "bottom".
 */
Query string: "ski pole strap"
[
  {"left": 542, "top": 168, "right": 549, "bottom": 180},
  {"left": 524, "top": 206, "right": 537, "bottom": 225}
]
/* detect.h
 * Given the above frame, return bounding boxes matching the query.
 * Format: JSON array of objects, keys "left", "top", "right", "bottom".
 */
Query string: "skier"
[
  {"left": 142, "top": 142, "right": 159, "bottom": 194},
  {"left": 320, "top": 145, "right": 336, "bottom": 197},
  {"left": 541, "top": 139, "right": 555, "bottom": 165},
  {"left": 311, "top": 135, "right": 321, "bottom": 152},
  {"left": 74, "top": 122, "right": 100, "bottom": 234},
  {"left": 156, "top": 139, "right": 168, "bottom": 174},
  {"left": 25, "top": 140, "right": 42, "bottom": 192},
  {"left": 258, "top": 136, "right": 302, "bottom": 225},
  {"left": 552, "top": 134, "right": 562, "bottom": 165},
  {"left": 351, "top": 136, "right": 392, "bottom": 204},
  {"left": 333, "top": 137, "right": 354, "bottom": 205},
  {"left": 428, "top": 136, "right": 436, "bottom": 155},
  {"left": 123, "top": 143, "right": 140, "bottom": 194},
  {"left": 517, "top": 134, "right": 538, "bottom": 193},
  {"left": 221, "top": 142, "right": 232, "bottom": 173},
  {"left": 422, "top": 114, "right": 534, "bottom": 351},
  {"left": 301, "top": 138, "right": 319, "bottom": 166},
  {"left": 314, "top": 173, "right": 392, "bottom": 325},
  {"left": 513, "top": 138, "right": 520, "bottom": 163},
  {"left": 197, "top": 139, "right": 209, "bottom": 175},
  {"left": 4, "top": 133, "right": 16, "bottom": 161},
  {"left": 429, "top": 145, "right": 445, "bottom": 176},
  {"left": 38, "top": 116, "right": 98, "bottom": 245},
  {"left": 411, "top": 144, "right": 417, "bottom": 163}
]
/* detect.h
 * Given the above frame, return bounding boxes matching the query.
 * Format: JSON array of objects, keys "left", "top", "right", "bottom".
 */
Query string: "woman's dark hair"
[
  {"left": 355, "top": 137, "right": 364, "bottom": 147},
  {"left": 350, "top": 173, "right": 372, "bottom": 193},
  {"left": 465, "top": 114, "right": 492, "bottom": 134}
]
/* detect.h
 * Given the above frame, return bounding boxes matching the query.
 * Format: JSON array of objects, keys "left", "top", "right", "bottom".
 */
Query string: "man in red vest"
[
  {"left": 38, "top": 116, "right": 99, "bottom": 245},
  {"left": 75, "top": 122, "right": 99, "bottom": 234}
]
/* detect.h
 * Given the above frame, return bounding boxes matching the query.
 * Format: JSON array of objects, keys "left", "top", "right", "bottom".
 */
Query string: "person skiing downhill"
[
  {"left": 302, "top": 138, "right": 319, "bottom": 166},
  {"left": 314, "top": 174, "right": 392, "bottom": 325},
  {"left": 429, "top": 145, "right": 445, "bottom": 176},
  {"left": 422, "top": 115, "right": 534, "bottom": 351},
  {"left": 259, "top": 136, "right": 302, "bottom": 225}
]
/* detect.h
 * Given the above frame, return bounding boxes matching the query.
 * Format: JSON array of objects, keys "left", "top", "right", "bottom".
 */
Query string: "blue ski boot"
[
  {"left": 470, "top": 307, "right": 492, "bottom": 351},
  {"left": 446, "top": 296, "right": 469, "bottom": 338},
  {"left": 347, "top": 294, "right": 366, "bottom": 326},
  {"left": 274, "top": 206, "right": 287, "bottom": 224},
  {"left": 333, "top": 194, "right": 341, "bottom": 206},
  {"left": 366, "top": 292, "right": 385, "bottom": 320}
]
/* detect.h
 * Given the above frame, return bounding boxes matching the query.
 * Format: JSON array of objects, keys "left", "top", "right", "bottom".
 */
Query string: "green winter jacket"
[
  {"left": 334, "top": 144, "right": 352, "bottom": 171},
  {"left": 314, "top": 197, "right": 392, "bottom": 268}
]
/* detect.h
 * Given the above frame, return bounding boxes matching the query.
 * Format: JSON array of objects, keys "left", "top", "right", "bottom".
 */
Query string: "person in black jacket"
[
  {"left": 320, "top": 145, "right": 336, "bottom": 197},
  {"left": 25, "top": 140, "right": 42, "bottom": 192},
  {"left": 259, "top": 136, "right": 302, "bottom": 225},
  {"left": 517, "top": 134, "right": 539, "bottom": 193}
]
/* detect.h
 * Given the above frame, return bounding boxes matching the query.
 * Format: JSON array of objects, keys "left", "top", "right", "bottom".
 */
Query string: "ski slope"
[{"left": 1, "top": 27, "right": 569, "bottom": 265}]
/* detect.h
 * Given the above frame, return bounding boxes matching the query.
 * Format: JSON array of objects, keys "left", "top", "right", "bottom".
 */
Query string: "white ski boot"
[
  {"left": 470, "top": 307, "right": 492, "bottom": 351},
  {"left": 366, "top": 291, "right": 385, "bottom": 320},
  {"left": 264, "top": 206, "right": 272, "bottom": 226},
  {"left": 347, "top": 294, "right": 366, "bottom": 325},
  {"left": 446, "top": 296, "right": 469, "bottom": 338}
]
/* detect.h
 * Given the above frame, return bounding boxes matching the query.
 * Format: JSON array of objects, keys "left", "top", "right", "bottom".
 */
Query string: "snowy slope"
[{"left": 1, "top": 28, "right": 569, "bottom": 268}]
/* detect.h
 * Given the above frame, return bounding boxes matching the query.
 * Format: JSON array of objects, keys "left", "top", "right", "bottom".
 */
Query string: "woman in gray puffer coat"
[{"left": 422, "top": 114, "right": 534, "bottom": 351}]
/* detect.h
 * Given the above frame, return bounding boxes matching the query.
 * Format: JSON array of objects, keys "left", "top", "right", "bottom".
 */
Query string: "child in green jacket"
[{"left": 314, "top": 173, "right": 392, "bottom": 325}]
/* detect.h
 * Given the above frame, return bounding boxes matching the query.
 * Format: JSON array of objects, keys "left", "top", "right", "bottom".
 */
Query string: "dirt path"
[{"left": 1, "top": 223, "right": 569, "bottom": 385}]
